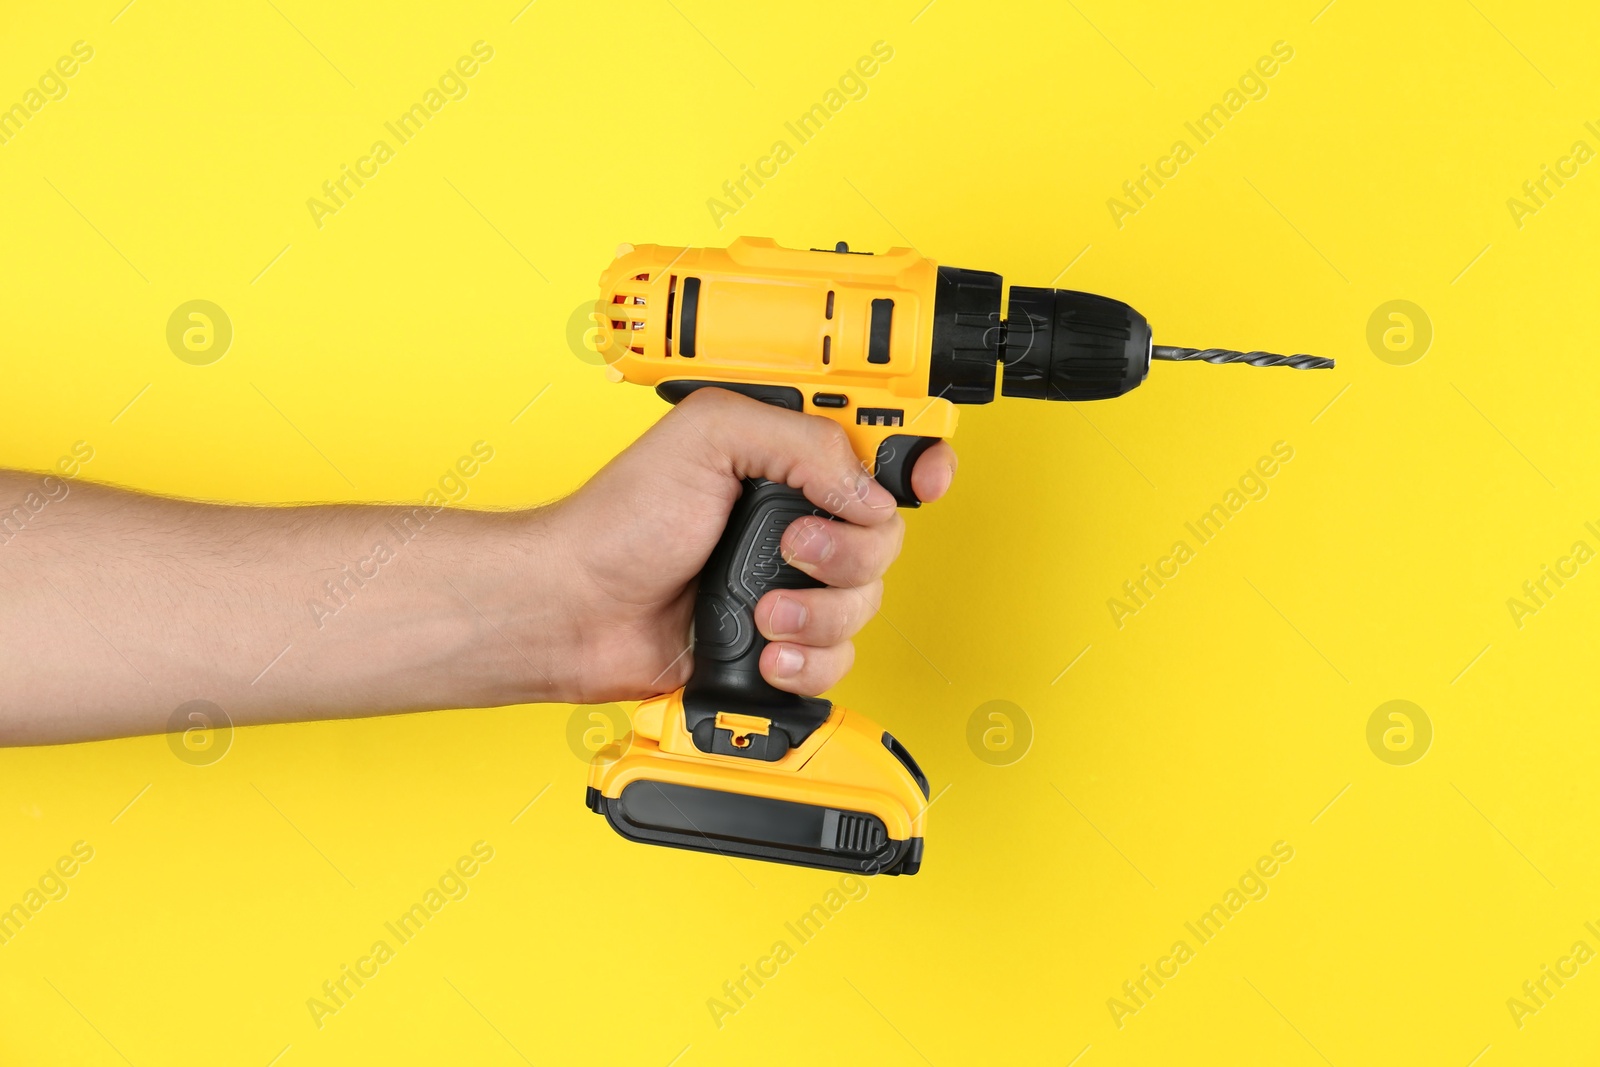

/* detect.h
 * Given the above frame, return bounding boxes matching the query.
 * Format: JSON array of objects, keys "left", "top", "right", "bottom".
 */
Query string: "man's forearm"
[{"left": 0, "top": 472, "right": 576, "bottom": 745}]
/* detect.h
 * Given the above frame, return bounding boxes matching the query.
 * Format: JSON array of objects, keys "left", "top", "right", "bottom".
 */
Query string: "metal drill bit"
[{"left": 1152, "top": 345, "right": 1335, "bottom": 370}]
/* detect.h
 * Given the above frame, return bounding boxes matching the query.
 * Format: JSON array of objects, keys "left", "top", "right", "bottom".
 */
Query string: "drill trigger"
[{"left": 872, "top": 435, "right": 941, "bottom": 508}]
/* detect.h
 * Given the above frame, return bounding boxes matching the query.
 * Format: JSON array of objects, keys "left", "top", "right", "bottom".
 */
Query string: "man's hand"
[
  {"left": 543, "top": 388, "right": 957, "bottom": 703},
  {"left": 0, "top": 388, "right": 954, "bottom": 745}
]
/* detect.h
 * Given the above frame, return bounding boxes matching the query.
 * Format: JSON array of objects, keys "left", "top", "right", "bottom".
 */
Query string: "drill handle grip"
[{"left": 682, "top": 479, "right": 833, "bottom": 761}]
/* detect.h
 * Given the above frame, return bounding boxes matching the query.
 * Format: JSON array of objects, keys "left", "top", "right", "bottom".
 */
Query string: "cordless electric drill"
[{"left": 583, "top": 236, "right": 1331, "bottom": 876}]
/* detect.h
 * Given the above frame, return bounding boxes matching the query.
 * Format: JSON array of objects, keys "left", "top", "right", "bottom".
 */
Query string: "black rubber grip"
[
  {"left": 683, "top": 479, "right": 833, "bottom": 761},
  {"left": 656, "top": 380, "right": 802, "bottom": 410}
]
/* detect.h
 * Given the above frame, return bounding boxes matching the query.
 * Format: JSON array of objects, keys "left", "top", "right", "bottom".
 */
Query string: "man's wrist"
[
  {"left": 272, "top": 502, "right": 588, "bottom": 715},
  {"left": 428, "top": 504, "right": 587, "bottom": 708}
]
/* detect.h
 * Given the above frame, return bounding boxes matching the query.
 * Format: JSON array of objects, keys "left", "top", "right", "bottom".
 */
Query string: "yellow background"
[{"left": 2, "top": 0, "right": 1597, "bottom": 1063}]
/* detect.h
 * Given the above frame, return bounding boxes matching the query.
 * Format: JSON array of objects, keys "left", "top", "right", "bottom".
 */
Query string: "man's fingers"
[
  {"left": 670, "top": 388, "right": 898, "bottom": 526},
  {"left": 760, "top": 639, "right": 856, "bottom": 695},
  {"left": 655, "top": 387, "right": 956, "bottom": 699},
  {"left": 780, "top": 514, "right": 903, "bottom": 588},
  {"left": 910, "top": 439, "right": 958, "bottom": 503},
  {"left": 755, "top": 581, "right": 882, "bottom": 647}
]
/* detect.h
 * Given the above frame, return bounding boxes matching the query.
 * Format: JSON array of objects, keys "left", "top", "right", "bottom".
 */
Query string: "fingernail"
[
  {"left": 770, "top": 595, "right": 807, "bottom": 637},
  {"left": 773, "top": 644, "right": 804, "bottom": 677},
  {"left": 783, "top": 520, "right": 832, "bottom": 565}
]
